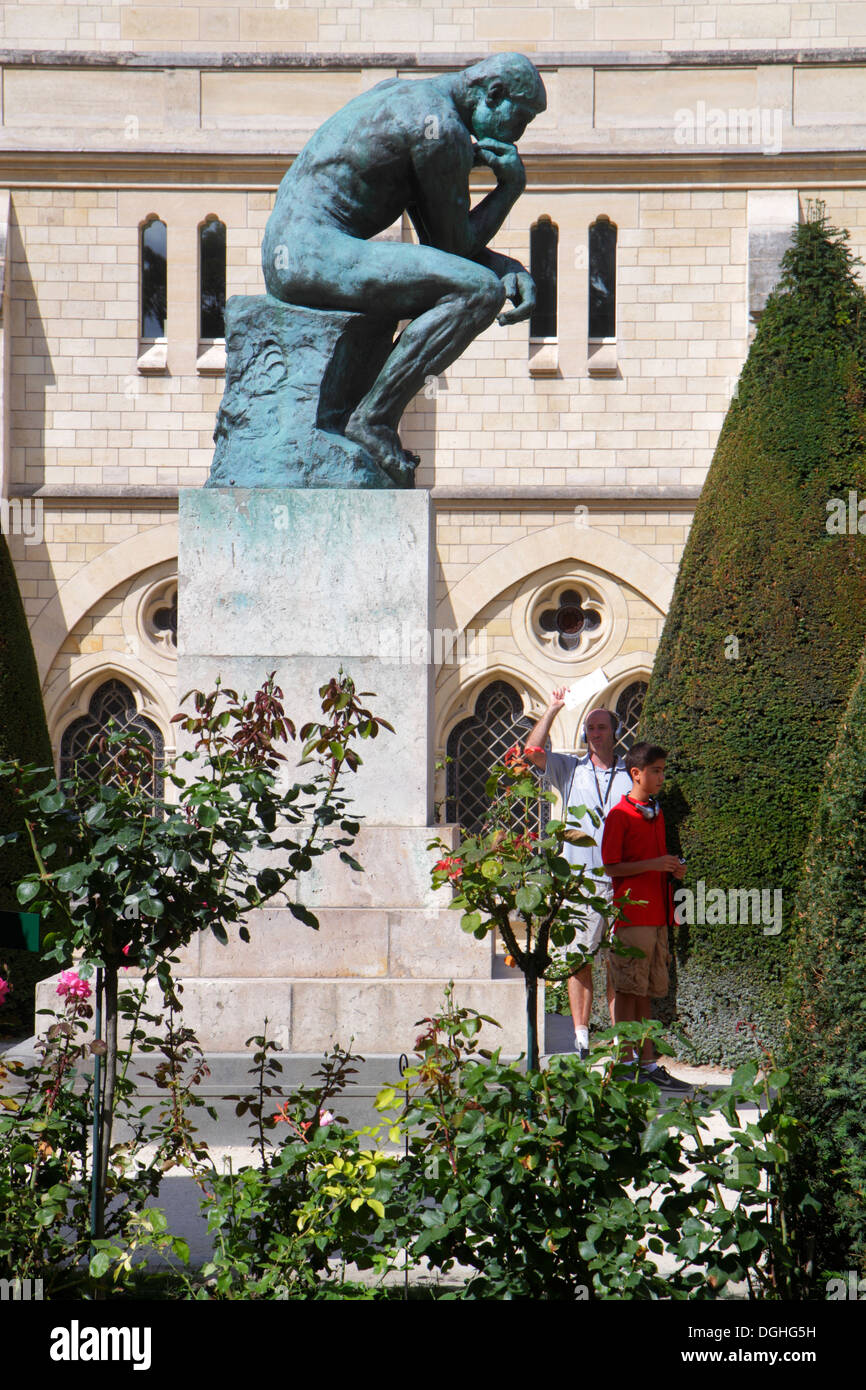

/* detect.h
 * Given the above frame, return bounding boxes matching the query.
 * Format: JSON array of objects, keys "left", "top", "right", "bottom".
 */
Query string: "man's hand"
[
  {"left": 474, "top": 138, "right": 526, "bottom": 192},
  {"left": 548, "top": 687, "right": 567, "bottom": 715},
  {"left": 497, "top": 269, "right": 535, "bottom": 326}
]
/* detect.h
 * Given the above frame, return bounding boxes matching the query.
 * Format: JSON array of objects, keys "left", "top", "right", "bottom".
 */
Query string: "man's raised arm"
[{"left": 523, "top": 689, "right": 567, "bottom": 772}]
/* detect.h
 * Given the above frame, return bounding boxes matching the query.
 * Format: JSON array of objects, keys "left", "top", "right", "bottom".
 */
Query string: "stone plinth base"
[
  {"left": 168, "top": 487, "right": 509, "bottom": 1056},
  {"left": 179, "top": 489, "right": 434, "bottom": 825}
]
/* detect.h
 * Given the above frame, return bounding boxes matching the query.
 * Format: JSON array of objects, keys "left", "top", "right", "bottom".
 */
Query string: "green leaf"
[
  {"left": 89, "top": 1251, "right": 111, "bottom": 1279},
  {"left": 515, "top": 885, "right": 542, "bottom": 914},
  {"left": 641, "top": 1116, "right": 676, "bottom": 1153},
  {"left": 731, "top": 1062, "right": 759, "bottom": 1091},
  {"left": 16, "top": 880, "right": 39, "bottom": 905},
  {"left": 256, "top": 868, "right": 282, "bottom": 897},
  {"left": 736, "top": 1227, "right": 761, "bottom": 1251},
  {"left": 460, "top": 911, "right": 482, "bottom": 934},
  {"left": 549, "top": 856, "right": 573, "bottom": 880},
  {"left": 84, "top": 802, "right": 106, "bottom": 826},
  {"left": 57, "top": 865, "right": 88, "bottom": 892}
]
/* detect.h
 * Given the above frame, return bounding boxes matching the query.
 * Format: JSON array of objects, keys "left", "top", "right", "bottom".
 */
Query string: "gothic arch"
[
  {"left": 31, "top": 523, "right": 178, "bottom": 682},
  {"left": 435, "top": 522, "right": 674, "bottom": 637}
]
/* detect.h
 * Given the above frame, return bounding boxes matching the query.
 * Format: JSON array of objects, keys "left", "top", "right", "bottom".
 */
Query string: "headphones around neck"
[{"left": 626, "top": 793, "right": 660, "bottom": 820}]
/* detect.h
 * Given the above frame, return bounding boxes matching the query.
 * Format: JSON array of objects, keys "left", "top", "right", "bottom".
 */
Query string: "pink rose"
[
  {"left": 0, "top": 978, "right": 10, "bottom": 1007},
  {"left": 56, "top": 970, "right": 92, "bottom": 1001}
]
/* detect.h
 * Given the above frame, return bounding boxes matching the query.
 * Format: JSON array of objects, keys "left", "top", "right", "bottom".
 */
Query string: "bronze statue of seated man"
[{"left": 262, "top": 53, "right": 546, "bottom": 484}]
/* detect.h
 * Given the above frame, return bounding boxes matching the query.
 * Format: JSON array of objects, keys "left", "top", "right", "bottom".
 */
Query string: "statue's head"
[{"left": 459, "top": 53, "right": 547, "bottom": 143}]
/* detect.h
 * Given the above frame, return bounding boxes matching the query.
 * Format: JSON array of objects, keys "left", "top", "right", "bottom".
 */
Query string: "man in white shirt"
[{"left": 524, "top": 692, "right": 631, "bottom": 1057}]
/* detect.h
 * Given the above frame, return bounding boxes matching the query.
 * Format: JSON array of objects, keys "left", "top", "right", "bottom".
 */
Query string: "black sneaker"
[{"left": 639, "top": 1064, "right": 693, "bottom": 1093}]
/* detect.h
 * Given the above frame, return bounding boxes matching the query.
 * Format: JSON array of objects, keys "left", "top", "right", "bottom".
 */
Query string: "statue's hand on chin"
[{"left": 473, "top": 138, "right": 526, "bottom": 191}]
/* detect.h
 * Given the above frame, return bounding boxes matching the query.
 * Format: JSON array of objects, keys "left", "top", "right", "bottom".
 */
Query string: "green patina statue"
[{"left": 209, "top": 54, "right": 546, "bottom": 489}]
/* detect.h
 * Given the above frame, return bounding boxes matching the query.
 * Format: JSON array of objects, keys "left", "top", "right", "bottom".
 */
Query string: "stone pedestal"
[{"left": 165, "top": 487, "right": 524, "bottom": 1057}]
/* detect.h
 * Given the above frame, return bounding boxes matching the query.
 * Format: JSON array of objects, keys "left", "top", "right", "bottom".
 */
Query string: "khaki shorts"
[{"left": 608, "top": 923, "right": 670, "bottom": 998}]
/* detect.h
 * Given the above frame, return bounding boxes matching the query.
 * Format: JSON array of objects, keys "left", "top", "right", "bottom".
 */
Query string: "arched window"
[
  {"left": 60, "top": 680, "right": 164, "bottom": 798},
  {"left": 588, "top": 216, "right": 617, "bottom": 340},
  {"left": 140, "top": 217, "right": 167, "bottom": 338},
  {"left": 529, "top": 216, "right": 558, "bottom": 339},
  {"left": 614, "top": 680, "right": 648, "bottom": 757},
  {"left": 446, "top": 681, "right": 548, "bottom": 835},
  {"left": 199, "top": 216, "right": 226, "bottom": 340}
]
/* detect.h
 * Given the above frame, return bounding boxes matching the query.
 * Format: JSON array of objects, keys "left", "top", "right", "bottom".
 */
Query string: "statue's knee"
[{"left": 469, "top": 272, "right": 506, "bottom": 321}]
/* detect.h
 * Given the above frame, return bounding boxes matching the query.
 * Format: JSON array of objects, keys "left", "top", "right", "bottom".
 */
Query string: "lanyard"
[{"left": 589, "top": 760, "right": 618, "bottom": 815}]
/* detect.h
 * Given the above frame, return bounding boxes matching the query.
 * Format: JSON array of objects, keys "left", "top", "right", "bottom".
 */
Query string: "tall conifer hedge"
[
  {"left": 0, "top": 529, "right": 53, "bottom": 1033},
  {"left": 639, "top": 206, "right": 866, "bottom": 1063},
  {"left": 784, "top": 648, "right": 866, "bottom": 1279}
]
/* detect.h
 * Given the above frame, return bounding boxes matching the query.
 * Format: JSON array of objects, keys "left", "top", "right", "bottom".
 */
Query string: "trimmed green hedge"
[
  {"left": 640, "top": 205, "right": 866, "bottom": 1064},
  {"left": 784, "top": 646, "right": 866, "bottom": 1278},
  {"left": 0, "top": 531, "right": 54, "bottom": 1034}
]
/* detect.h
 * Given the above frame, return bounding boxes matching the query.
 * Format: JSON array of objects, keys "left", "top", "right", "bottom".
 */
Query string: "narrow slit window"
[
  {"left": 140, "top": 217, "right": 167, "bottom": 338},
  {"left": 529, "top": 216, "right": 558, "bottom": 339},
  {"left": 199, "top": 217, "right": 226, "bottom": 340},
  {"left": 588, "top": 216, "right": 617, "bottom": 339}
]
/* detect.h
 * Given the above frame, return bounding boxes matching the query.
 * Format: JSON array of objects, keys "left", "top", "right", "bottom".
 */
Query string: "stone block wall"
[{"left": 0, "top": 2, "right": 861, "bottom": 56}]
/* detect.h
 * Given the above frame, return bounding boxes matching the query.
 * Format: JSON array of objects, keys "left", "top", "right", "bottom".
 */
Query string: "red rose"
[{"left": 434, "top": 855, "right": 463, "bottom": 881}]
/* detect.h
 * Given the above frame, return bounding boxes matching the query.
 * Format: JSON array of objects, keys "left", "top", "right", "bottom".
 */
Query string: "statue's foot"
[{"left": 344, "top": 416, "right": 420, "bottom": 487}]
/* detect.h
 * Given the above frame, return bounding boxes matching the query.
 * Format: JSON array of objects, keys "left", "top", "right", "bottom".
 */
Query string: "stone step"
[
  {"left": 4, "top": 1048, "right": 536, "bottom": 1141},
  {"left": 35, "top": 975, "right": 527, "bottom": 1053}
]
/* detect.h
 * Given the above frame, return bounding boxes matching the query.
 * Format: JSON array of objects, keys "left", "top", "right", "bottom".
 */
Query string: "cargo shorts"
[{"left": 608, "top": 922, "right": 670, "bottom": 998}]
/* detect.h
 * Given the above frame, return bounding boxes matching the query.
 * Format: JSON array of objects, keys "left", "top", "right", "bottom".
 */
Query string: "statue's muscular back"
[{"left": 264, "top": 77, "right": 473, "bottom": 247}]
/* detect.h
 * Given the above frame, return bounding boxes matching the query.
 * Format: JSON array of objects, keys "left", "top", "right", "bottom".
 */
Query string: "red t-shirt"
[{"left": 601, "top": 794, "right": 670, "bottom": 929}]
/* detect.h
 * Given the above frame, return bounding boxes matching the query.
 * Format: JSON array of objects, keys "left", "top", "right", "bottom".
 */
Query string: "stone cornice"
[
  {"left": 12, "top": 484, "right": 701, "bottom": 507},
  {"left": 2, "top": 148, "right": 866, "bottom": 190},
  {"left": 2, "top": 47, "right": 866, "bottom": 69},
  {"left": 431, "top": 487, "right": 701, "bottom": 507}
]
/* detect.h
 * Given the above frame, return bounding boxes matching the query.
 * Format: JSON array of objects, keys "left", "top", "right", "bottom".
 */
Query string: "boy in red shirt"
[{"left": 601, "top": 742, "right": 691, "bottom": 1092}]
